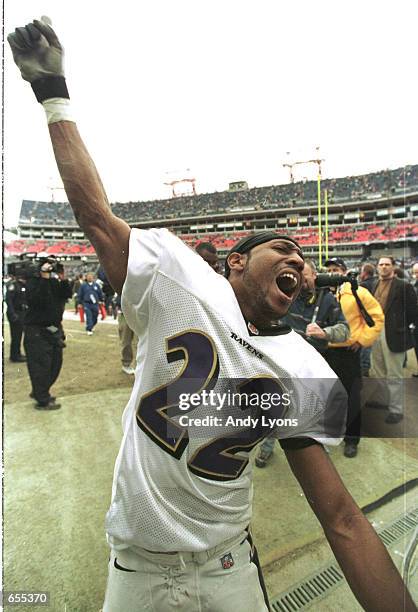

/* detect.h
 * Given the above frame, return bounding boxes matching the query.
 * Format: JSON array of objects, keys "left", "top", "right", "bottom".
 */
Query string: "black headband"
[{"left": 224, "top": 232, "right": 301, "bottom": 278}]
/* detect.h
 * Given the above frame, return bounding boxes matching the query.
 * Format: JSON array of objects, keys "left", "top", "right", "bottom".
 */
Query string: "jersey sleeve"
[
  {"left": 275, "top": 377, "right": 347, "bottom": 447},
  {"left": 121, "top": 228, "right": 220, "bottom": 334},
  {"left": 271, "top": 346, "right": 348, "bottom": 447}
]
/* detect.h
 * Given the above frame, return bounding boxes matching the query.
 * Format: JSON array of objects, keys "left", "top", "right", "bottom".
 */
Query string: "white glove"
[{"left": 7, "top": 17, "right": 64, "bottom": 83}]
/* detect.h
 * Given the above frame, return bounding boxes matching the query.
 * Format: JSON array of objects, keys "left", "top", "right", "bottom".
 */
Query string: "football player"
[{"left": 8, "top": 19, "right": 416, "bottom": 612}]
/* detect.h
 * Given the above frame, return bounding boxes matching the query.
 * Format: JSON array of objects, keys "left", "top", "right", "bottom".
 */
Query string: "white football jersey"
[{"left": 105, "top": 228, "right": 345, "bottom": 553}]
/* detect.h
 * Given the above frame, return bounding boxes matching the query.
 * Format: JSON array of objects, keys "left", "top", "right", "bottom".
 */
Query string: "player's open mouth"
[{"left": 276, "top": 271, "right": 299, "bottom": 301}]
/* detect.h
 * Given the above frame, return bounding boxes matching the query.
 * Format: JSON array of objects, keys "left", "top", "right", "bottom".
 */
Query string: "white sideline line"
[
  {"left": 63, "top": 311, "right": 118, "bottom": 325},
  {"left": 65, "top": 328, "right": 117, "bottom": 337}
]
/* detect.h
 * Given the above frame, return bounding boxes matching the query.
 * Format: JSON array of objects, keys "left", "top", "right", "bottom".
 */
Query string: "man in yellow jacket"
[{"left": 324, "top": 258, "right": 384, "bottom": 458}]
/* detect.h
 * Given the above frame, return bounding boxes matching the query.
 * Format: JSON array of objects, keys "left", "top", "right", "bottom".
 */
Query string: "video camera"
[
  {"left": 315, "top": 270, "right": 359, "bottom": 289},
  {"left": 7, "top": 253, "right": 64, "bottom": 279}
]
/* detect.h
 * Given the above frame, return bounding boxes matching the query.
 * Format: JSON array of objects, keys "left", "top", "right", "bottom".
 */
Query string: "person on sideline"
[
  {"left": 324, "top": 257, "right": 384, "bottom": 457},
  {"left": 77, "top": 272, "right": 104, "bottom": 335},
  {"left": 368, "top": 256, "right": 418, "bottom": 423}
]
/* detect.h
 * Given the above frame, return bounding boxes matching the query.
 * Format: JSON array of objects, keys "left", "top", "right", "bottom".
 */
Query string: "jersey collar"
[{"left": 246, "top": 319, "right": 292, "bottom": 337}]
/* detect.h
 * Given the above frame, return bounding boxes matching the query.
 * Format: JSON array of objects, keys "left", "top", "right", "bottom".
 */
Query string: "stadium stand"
[
  {"left": 6, "top": 164, "right": 418, "bottom": 267},
  {"left": 17, "top": 165, "right": 418, "bottom": 225},
  {"left": 5, "top": 239, "right": 95, "bottom": 257},
  {"left": 5, "top": 222, "right": 417, "bottom": 257}
]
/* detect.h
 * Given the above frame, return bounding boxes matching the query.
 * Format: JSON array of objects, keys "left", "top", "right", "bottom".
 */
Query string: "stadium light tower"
[
  {"left": 282, "top": 147, "right": 326, "bottom": 265},
  {"left": 163, "top": 168, "right": 197, "bottom": 198},
  {"left": 282, "top": 148, "right": 325, "bottom": 184},
  {"left": 48, "top": 176, "right": 66, "bottom": 203},
  {"left": 283, "top": 152, "right": 295, "bottom": 183}
]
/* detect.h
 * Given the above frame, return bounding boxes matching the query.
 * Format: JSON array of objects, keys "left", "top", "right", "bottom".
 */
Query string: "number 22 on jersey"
[{"left": 136, "top": 330, "right": 286, "bottom": 481}]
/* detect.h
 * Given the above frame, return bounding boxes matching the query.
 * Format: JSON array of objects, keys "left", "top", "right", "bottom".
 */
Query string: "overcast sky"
[{"left": 3, "top": 0, "right": 418, "bottom": 228}]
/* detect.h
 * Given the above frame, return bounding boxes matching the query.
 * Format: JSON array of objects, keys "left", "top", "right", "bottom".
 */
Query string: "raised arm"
[
  {"left": 284, "top": 443, "right": 416, "bottom": 611},
  {"left": 8, "top": 18, "right": 130, "bottom": 294},
  {"left": 48, "top": 120, "right": 130, "bottom": 293}
]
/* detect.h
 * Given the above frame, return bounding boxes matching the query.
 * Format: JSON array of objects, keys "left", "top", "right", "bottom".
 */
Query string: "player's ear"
[{"left": 227, "top": 252, "right": 247, "bottom": 276}]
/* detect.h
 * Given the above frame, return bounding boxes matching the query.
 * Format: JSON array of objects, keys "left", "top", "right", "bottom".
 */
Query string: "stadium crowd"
[
  {"left": 5, "top": 220, "right": 418, "bottom": 259},
  {"left": 18, "top": 164, "right": 418, "bottom": 225}
]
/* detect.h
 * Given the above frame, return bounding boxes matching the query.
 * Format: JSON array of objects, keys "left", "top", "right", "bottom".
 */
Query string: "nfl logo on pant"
[{"left": 220, "top": 552, "right": 234, "bottom": 569}]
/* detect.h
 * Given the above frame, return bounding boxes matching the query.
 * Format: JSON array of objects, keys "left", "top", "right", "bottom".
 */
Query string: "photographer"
[
  {"left": 324, "top": 258, "right": 384, "bottom": 457},
  {"left": 282, "top": 259, "right": 349, "bottom": 353},
  {"left": 24, "top": 257, "right": 72, "bottom": 410}
]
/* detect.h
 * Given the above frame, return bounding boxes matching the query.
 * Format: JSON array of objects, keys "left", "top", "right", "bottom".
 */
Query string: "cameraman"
[
  {"left": 24, "top": 257, "right": 72, "bottom": 410},
  {"left": 324, "top": 257, "right": 384, "bottom": 457},
  {"left": 282, "top": 259, "right": 349, "bottom": 353}
]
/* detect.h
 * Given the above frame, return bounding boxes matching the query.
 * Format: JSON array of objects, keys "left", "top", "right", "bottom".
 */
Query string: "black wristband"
[{"left": 31, "top": 76, "right": 69, "bottom": 103}]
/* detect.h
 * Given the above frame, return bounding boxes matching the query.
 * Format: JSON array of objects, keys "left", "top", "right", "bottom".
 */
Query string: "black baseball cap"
[{"left": 324, "top": 257, "right": 347, "bottom": 271}]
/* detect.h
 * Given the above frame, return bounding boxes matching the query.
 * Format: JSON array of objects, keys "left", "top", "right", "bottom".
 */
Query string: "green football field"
[{"left": 3, "top": 315, "right": 418, "bottom": 611}]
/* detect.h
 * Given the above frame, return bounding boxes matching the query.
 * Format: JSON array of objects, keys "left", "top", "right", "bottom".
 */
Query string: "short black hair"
[{"left": 196, "top": 242, "right": 217, "bottom": 254}]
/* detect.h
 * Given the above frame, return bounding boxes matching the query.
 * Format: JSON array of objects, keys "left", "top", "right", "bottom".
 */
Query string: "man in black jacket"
[
  {"left": 369, "top": 256, "right": 418, "bottom": 423},
  {"left": 24, "top": 258, "right": 72, "bottom": 410},
  {"left": 359, "top": 262, "right": 377, "bottom": 293},
  {"left": 5, "top": 274, "right": 28, "bottom": 362}
]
